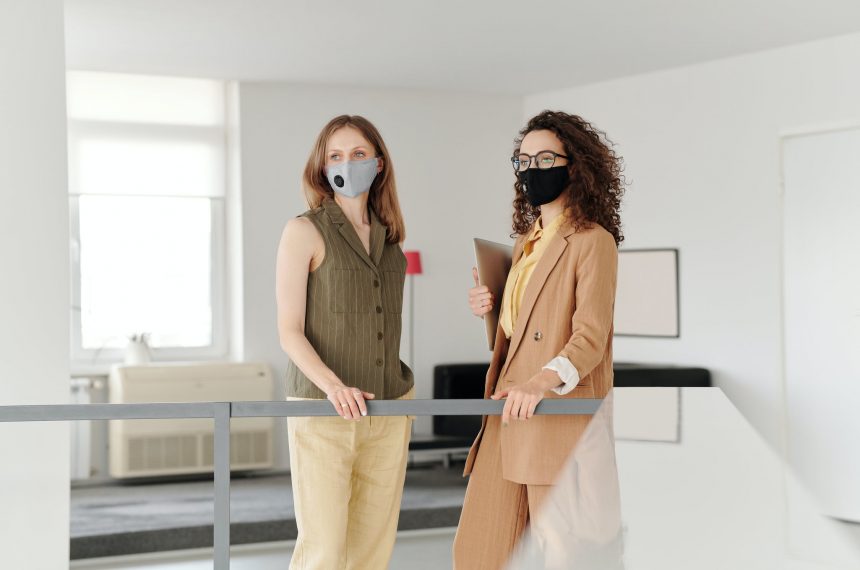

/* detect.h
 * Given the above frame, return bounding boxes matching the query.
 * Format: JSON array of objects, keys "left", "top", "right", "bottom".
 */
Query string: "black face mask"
[{"left": 518, "top": 165, "right": 569, "bottom": 207}]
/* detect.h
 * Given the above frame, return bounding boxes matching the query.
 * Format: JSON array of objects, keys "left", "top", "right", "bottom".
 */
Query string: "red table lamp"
[
  {"left": 404, "top": 250, "right": 422, "bottom": 368},
  {"left": 405, "top": 250, "right": 423, "bottom": 275}
]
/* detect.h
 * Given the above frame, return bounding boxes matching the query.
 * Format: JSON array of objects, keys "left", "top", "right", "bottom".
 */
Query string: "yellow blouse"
[{"left": 499, "top": 214, "right": 566, "bottom": 339}]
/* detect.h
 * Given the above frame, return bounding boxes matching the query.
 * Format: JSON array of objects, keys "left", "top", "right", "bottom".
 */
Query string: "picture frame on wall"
[{"left": 614, "top": 248, "right": 680, "bottom": 338}]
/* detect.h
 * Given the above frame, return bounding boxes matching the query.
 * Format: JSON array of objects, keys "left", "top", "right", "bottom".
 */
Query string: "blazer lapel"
[
  {"left": 324, "top": 199, "right": 379, "bottom": 271},
  {"left": 500, "top": 226, "right": 573, "bottom": 378},
  {"left": 369, "top": 209, "right": 386, "bottom": 266}
]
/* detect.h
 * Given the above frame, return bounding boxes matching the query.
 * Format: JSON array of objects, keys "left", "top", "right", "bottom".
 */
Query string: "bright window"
[{"left": 67, "top": 72, "right": 228, "bottom": 362}]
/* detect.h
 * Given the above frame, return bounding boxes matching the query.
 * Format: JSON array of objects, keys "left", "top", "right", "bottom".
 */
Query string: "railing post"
[{"left": 213, "top": 402, "right": 231, "bottom": 570}]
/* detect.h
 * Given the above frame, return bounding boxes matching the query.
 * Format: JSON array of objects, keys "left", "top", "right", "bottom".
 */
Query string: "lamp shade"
[{"left": 404, "top": 250, "right": 423, "bottom": 275}]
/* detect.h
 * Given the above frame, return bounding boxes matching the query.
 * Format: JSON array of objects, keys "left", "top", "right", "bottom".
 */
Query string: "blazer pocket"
[
  {"left": 381, "top": 270, "right": 405, "bottom": 314},
  {"left": 330, "top": 268, "right": 372, "bottom": 313}
]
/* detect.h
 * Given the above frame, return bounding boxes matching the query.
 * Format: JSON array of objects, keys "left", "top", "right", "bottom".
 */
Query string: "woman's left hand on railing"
[{"left": 491, "top": 369, "right": 563, "bottom": 426}]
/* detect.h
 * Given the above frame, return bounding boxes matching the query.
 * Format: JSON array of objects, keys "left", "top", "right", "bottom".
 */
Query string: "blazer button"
[
  {"left": 376, "top": 358, "right": 383, "bottom": 366},
  {"left": 377, "top": 331, "right": 383, "bottom": 340},
  {"left": 533, "top": 331, "right": 543, "bottom": 341},
  {"left": 376, "top": 306, "right": 383, "bottom": 313}
]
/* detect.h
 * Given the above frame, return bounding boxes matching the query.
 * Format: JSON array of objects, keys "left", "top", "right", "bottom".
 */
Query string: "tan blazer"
[{"left": 464, "top": 222, "right": 618, "bottom": 485}]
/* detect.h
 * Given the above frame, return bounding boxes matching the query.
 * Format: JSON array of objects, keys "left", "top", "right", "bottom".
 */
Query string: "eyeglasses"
[{"left": 511, "top": 150, "right": 569, "bottom": 172}]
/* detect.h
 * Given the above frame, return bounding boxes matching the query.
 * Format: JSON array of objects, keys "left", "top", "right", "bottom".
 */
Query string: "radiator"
[
  {"left": 109, "top": 362, "right": 274, "bottom": 478},
  {"left": 70, "top": 377, "right": 103, "bottom": 480}
]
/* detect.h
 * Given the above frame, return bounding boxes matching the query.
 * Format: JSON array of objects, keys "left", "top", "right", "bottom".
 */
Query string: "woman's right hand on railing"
[
  {"left": 469, "top": 267, "right": 494, "bottom": 318},
  {"left": 326, "top": 384, "right": 375, "bottom": 420}
]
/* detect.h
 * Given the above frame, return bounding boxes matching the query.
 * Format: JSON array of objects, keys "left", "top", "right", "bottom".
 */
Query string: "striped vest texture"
[{"left": 285, "top": 198, "right": 415, "bottom": 399}]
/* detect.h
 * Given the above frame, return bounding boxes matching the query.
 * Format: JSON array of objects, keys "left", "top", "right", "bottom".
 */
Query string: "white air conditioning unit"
[{"left": 109, "top": 362, "right": 275, "bottom": 478}]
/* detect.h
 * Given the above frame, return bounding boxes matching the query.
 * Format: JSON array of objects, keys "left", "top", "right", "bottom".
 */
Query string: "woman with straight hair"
[
  {"left": 276, "top": 115, "right": 414, "bottom": 570},
  {"left": 454, "top": 110, "right": 625, "bottom": 569}
]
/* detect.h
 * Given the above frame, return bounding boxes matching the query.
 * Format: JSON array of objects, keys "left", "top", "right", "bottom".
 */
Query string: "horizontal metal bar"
[
  {"left": 0, "top": 398, "right": 604, "bottom": 423},
  {"left": 0, "top": 402, "right": 223, "bottom": 422},
  {"left": 232, "top": 398, "right": 604, "bottom": 418}
]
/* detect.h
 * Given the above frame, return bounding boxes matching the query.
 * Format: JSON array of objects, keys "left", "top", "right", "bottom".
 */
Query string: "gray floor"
[
  {"left": 71, "top": 530, "right": 457, "bottom": 570},
  {"left": 71, "top": 463, "right": 860, "bottom": 563},
  {"left": 71, "top": 465, "right": 468, "bottom": 560}
]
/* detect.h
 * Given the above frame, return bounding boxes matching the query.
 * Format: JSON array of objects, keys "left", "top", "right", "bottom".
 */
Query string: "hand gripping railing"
[{"left": 0, "top": 397, "right": 603, "bottom": 569}]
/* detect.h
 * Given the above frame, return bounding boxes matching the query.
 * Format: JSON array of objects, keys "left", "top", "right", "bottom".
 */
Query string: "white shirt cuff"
[{"left": 543, "top": 356, "right": 581, "bottom": 395}]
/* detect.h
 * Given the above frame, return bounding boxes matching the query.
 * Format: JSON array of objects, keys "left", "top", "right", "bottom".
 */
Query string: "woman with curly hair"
[{"left": 454, "top": 110, "right": 625, "bottom": 569}]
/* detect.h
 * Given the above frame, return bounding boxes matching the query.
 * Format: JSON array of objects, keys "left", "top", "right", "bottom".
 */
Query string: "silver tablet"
[{"left": 473, "top": 238, "right": 514, "bottom": 350}]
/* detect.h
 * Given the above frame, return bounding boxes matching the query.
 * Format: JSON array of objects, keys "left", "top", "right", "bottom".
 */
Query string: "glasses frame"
[{"left": 511, "top": 150, "right": 570, "bottom": 172}]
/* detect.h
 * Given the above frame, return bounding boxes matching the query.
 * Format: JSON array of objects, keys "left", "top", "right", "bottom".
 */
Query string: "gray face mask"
[{"left": 326, "top": 157, "right": 379, "bottom": 198}]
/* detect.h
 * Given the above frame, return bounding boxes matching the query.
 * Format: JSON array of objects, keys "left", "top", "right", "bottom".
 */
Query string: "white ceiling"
[{"left": 64, "top": 0, "right": 860, "bottom": 95}]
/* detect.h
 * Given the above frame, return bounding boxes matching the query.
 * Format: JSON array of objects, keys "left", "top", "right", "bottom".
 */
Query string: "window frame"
[{"left": 67, "top": 114, "right": 230, "bottom": 369}]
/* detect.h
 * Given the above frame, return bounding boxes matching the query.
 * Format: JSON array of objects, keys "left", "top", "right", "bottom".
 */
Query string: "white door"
[{"left": 782, "top": 127, "right": 860, "bottom": 522}]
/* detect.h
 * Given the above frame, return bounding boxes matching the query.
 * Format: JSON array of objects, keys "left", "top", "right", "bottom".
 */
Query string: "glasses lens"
[
  {"left": 515, "top": 154, "right": 530, "bottom": 172},
  {"left": 536, "top": 152, "right": 557, "bottom": 170}
]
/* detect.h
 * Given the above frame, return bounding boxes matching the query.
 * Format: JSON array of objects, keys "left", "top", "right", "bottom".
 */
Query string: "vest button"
[
  {"left": 376, "top": 306, "right": 383, "bottom": 313},
  {"left": 376, "top": 358, "right": 383, "bottom": 366},
  {"left": 534, "top": 331, "right": 543, "bottom": 341},
  {"left": 377, "top": 332, "right": 383, "bottom": 340},
  {"left": 373, "top": 280, "right": 380, "bottom": 288}
]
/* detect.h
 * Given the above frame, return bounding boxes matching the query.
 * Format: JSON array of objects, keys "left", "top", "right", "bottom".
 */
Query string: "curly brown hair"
[{"left": 512, "top": 111, "right": 625, "bottom": 245}]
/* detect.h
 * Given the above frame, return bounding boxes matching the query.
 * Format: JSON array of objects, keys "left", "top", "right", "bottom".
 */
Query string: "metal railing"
[{"left": 0, "top": 398, "right": 603, "bottom": 569}]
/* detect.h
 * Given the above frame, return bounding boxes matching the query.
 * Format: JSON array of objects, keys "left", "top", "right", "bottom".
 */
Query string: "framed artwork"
[{"left": 614, "top": 248, "right": 680, "bottom": 338}]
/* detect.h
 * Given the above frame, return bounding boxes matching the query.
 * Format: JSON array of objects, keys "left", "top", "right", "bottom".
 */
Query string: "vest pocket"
[
  {"left": 330, "top": 268, "right": 372, "bottom": 313},
  {"left": 382, "top": 270, "right": 405, "bottom": 313}
]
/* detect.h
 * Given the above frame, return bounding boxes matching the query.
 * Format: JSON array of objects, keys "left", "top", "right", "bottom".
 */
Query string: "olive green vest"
[{"left": 285, "top": 198, "right": 415, "bottom": 399}]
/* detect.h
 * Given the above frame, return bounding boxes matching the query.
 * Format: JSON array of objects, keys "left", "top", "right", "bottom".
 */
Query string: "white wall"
[
  {"left": 238, "top": 83, "right": 522, "bottom": 465},
  {"left": 782, "top": 128, "right": 860, "bottom": 521},
  {"left": 0, "top": 0, "right": 71, "bottom": 567},
  {"left": 524, "top": 32, "right": 860, "bottom": 451}
]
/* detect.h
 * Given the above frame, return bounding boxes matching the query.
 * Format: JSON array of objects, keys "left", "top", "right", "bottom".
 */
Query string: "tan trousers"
[
  {"left": 287, "top": 389, "right": 413, "bottom": 570},
  {"left": 453, "top": 415, "right": 551, "bottom": 570}
]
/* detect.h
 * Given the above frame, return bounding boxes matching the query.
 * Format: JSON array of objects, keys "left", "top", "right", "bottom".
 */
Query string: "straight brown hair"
[{"left": 302, "top": 115, "right": 406, "bottom": 244}]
